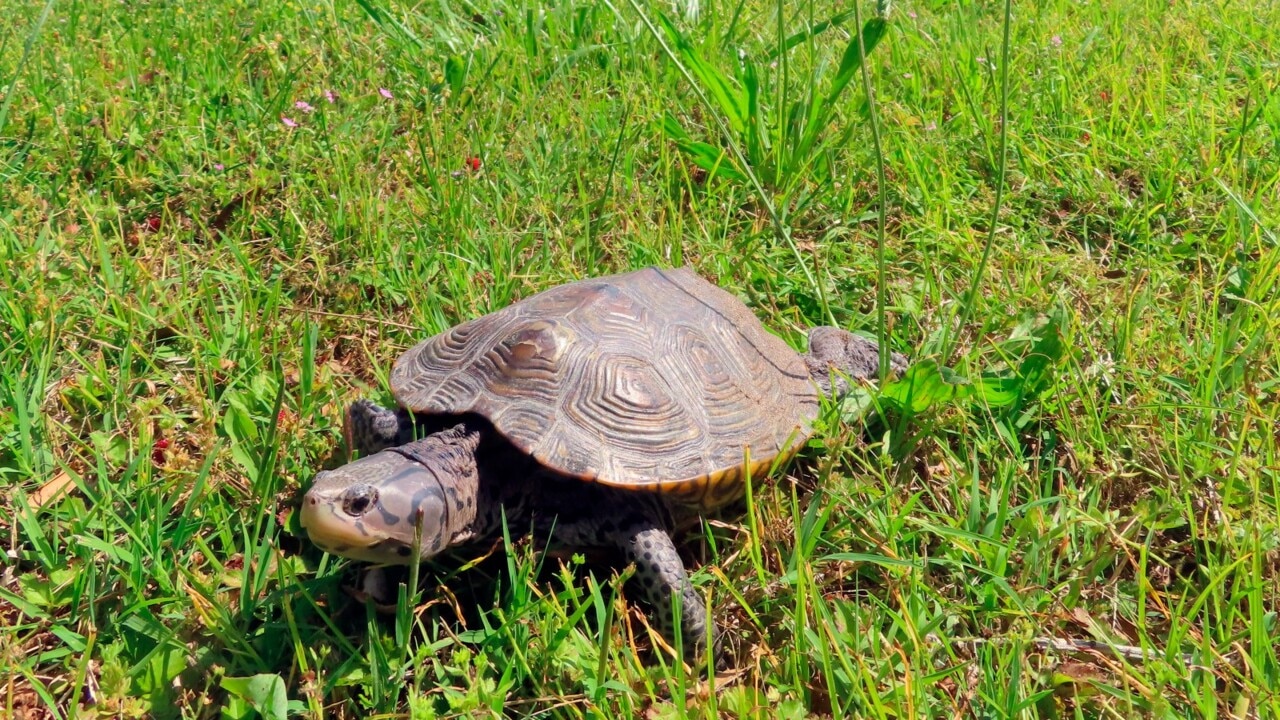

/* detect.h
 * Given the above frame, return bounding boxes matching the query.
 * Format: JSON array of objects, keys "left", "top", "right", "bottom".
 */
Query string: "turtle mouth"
[
  {"left": 300, "top": 446, "right": 456, "bottom": 564},
  {"left": 299, "top": 494, "right": 390, "bottom": 558}
]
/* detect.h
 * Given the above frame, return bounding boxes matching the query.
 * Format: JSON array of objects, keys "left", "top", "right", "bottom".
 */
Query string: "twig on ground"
[{"left": 948, "top": 636, "right": 1197, "bottom": 667}]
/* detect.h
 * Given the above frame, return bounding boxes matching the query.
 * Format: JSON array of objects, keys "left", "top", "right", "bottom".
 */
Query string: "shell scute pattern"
[{"left": 390, "top": 266, "right": 818, "bottom": 507}]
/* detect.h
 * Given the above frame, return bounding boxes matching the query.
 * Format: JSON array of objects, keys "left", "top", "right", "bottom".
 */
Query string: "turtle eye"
[{"left": 342, "top": 485, "right": 378, "bottom": 516}]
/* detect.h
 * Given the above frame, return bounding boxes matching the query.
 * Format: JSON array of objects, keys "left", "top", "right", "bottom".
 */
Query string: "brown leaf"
[{"left": 31, "top": 472, "right": 74, "bottom": 509}]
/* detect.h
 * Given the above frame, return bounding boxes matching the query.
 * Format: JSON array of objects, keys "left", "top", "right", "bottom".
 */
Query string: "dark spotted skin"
[{"left": 348, "top": 403, "right": 708, "bottom": 654}]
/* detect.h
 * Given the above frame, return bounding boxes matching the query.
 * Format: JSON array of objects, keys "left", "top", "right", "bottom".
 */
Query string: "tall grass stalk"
[
  {"left": 851, "top": 0, "right": 891, "bottom": 379},
  {"left": 941, "top": 0, "right": 1014, "bottom": 363},
  {"left": 0, "top": 0, "right": 56, "bottom": 164},
  {"left": 618, "top": 0, "right": 824, "bottom": 309}
]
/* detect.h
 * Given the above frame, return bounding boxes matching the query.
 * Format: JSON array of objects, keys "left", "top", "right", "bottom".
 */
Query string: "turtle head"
[{"left": 301, "top": 427, "right": 481, "bottom": 564}]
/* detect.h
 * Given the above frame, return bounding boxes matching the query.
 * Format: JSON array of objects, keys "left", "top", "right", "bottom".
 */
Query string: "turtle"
[{"left": 300, "top": 265, "right": 906, "bottom": 657}]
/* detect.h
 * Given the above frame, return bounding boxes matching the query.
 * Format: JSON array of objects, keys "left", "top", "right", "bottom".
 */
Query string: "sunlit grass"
[{"left": 2, "top": 0, "right": 1277, "bottom": 717}]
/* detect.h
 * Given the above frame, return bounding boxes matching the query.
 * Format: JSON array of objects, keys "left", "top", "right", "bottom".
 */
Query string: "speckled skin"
[
  {"left": 307, "top": 405, "right": 709, "bottom": 650},
  {"left": 302, "top": 325, "right": 904, "bottom": 658}
]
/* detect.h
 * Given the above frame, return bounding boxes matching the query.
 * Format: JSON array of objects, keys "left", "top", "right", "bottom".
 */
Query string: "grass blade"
[
  {"left": 0, "top": 0, "right": 55, "bottom": 154},
  {"left": 940, "top": 0, "right": 1014, "bottom": 363}
]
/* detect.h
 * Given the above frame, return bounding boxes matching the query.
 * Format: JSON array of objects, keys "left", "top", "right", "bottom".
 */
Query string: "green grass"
[{"left": 2, "top": 0, "right": 1278, "bottom": 716}]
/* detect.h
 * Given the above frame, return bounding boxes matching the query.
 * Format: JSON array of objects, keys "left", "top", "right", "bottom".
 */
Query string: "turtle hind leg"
[
  {"left": 537, "top": 492, "right": 715, "bottom": 663},
  {"left": 621, "top": 524, "right": 714, "bottom": 662},
  {"left": 345, "top": 399, "right": 414, "bottom": 456},
  {"left": 803, "top": 326, "right": 908, "bottom": 397}
]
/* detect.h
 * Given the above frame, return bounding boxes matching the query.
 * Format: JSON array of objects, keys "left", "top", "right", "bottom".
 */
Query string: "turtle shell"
[{"left": 389, "top": 266, "right": 819, "bottom": 508}]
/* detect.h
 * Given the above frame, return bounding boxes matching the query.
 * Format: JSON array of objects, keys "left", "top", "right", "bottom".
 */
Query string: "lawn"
[{"left": 2, "top": 0, "right": 1278, "bottom": 717}]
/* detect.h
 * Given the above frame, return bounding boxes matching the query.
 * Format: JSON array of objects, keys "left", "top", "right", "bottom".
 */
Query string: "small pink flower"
[
  {"left": 379, "top": 87, "right": 394, "bottom": 100},
  {"left": 295, "top": 100, "right": 315, "bottom": 113},
  {"left": 1050, "top": 35, "right": 1063, "bottom": 47},
  {"left": 214, "top": 163, "right": 225, "bottom": 171},
  {"left": 281, "top": 116, "right": 298, "bottom": 128},
  {"left": 925, "top": 121, "right": 937, "bottom": 132},
  {"left": 325, "top": 89, "right": 338, "bottom": 104},
  {"left": 907, "top": 10, "right": 917, "bottom": 18}
]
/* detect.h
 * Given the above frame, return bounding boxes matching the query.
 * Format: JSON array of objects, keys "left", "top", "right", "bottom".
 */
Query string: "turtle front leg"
[{"left": 345, "top": 399, "right": 415, "bottom": 456}]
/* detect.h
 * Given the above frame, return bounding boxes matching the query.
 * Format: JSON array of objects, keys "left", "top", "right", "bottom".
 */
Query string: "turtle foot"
[
  {"left": 804, "top": 326, "right": 908, "bottom": 397},
  {"left": 345, "top": 399, "right": 414, "bottom": 457}
]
